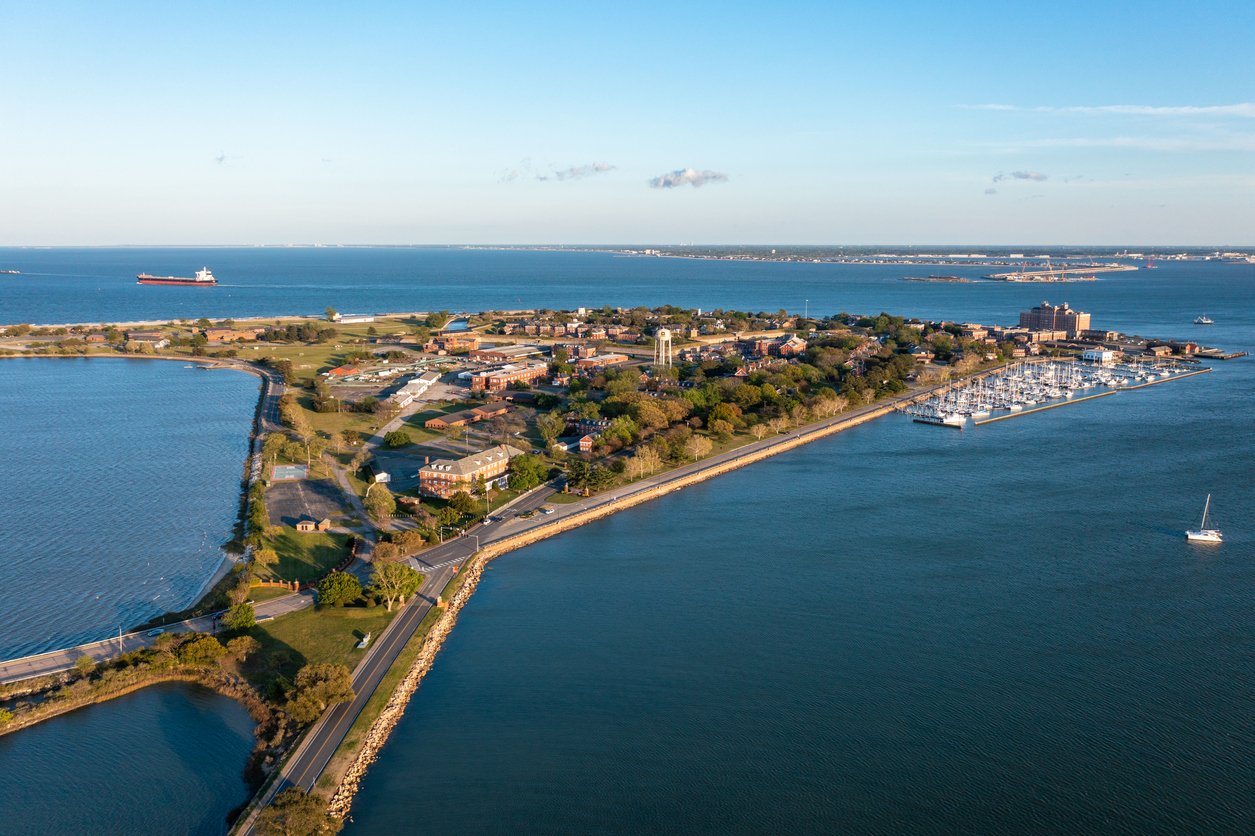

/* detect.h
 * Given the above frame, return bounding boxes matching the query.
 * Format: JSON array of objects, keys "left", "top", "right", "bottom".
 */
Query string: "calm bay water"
[
  {"left": 0, "top": 358, "right": 257, "bottom": 658},
  {"left": 0, "top": 684, "right": 255, "bottom": 835},
  {"left": 0, "top": 250, "right": 1252, "bottom": 833}
]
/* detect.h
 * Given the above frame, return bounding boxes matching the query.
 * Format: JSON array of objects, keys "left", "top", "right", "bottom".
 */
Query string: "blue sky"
[{"left": 2, "top": 1, "right": 1252, "bottom": 245}]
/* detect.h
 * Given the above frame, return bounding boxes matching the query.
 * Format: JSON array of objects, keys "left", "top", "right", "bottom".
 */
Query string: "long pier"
[{"left": 972, "top": 390, "right": 1116, "bottom": 425}]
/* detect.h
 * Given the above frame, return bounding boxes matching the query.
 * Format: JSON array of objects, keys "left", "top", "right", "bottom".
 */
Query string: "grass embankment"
[
  {"left": 261, "top": 530, "right": 351, "bottom": 584},
  {"left": 242, "top": 605, "right": 398, "bottom": 696}
]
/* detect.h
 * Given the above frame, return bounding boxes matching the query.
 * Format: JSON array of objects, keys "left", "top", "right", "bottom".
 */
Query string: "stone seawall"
[{"left": 325, "top": 400, "right": 897, "bottom": 819}]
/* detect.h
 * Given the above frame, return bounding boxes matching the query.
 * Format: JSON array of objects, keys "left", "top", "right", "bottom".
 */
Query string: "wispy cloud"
[
  {"left": 214, "top": 152, "right": 227, "bottom": 165},
  {"left": 649, "top": 167, "right": 729, "bottom": 189},
  {"left": 497, "top": 169, "right": 521, "bottom": 184},
  {"left": 992, "top": 170, "right": 1047, "bottom": 182},
  {"left": 536, "top": 162, "right": 615, "bottom": 182},
  {"left": 981, "top": 135, "right": 1255, "bottom": 153},
  {"left": 962, "top": 103, "right": 1255, "bottom": 118},
  {"left": 984, "top": 188, "right": 998, "bottom": 195}
]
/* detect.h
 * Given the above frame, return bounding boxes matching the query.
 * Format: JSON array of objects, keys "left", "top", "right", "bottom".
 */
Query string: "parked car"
[
  {"left": 145, "top": 628, "right": 164, "bottom": 637},
  {"left": 539, "top": 506, "right": 555, "bottom": 515}
]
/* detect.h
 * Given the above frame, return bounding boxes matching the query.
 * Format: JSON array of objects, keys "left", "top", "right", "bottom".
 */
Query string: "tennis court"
[{"left": 271, "top": 464, "right": 309, "bottom": 481}]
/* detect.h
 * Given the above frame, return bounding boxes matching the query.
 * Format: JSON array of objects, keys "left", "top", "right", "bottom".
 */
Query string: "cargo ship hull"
[
  {"left": 136, "top": 267, "right": 217, "bottom": 286},
  {"left": 136, "top": 276, "right": 217, "bottom": 286}
]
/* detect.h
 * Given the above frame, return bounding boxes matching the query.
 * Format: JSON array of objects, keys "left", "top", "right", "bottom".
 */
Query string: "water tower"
[{"left": 654, "top": 328, "right": 673, "bottom": 367}]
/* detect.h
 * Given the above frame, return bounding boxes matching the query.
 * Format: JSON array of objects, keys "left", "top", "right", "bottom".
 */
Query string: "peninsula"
[{"left": 0, "top": 301, "right": 1230, "bottom": 834}]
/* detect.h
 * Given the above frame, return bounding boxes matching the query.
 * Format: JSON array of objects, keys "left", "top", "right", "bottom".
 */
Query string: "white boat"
[
  {"left": 1193, "top": 315, "right": 1213, "bottom": 325},
  {"left": 1185, "top": 494, "right": 1223, "bottom": 543}
]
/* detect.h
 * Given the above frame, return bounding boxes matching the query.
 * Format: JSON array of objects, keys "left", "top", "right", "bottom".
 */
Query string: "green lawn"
[
  {"left": 241, "top": 604, "right": 399, "bottom": 693},
  {"left": 316, "top": 572, "right": 459, "bottom": 792},
  {"left": 249, "top": 586, "right": 294, "bottom": 603},
  {"left": 262, "top": 529, "right": 351, "bottom": 584}
]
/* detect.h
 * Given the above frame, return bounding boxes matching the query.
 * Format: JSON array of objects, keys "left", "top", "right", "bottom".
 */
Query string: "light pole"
[
  {"left": 439, "top": 525, "right": 458, "bottom": 543},
  {"left": 470, "top": 534, "right": 480, "bottom": 553}
]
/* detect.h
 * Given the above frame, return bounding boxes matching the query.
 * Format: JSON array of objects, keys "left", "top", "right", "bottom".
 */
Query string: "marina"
[{"left": 903, "top": 359, "right": 1209, "bottom": 428}]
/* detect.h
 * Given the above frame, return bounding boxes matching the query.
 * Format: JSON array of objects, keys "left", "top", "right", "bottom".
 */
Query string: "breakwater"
[{"left": 973, "top": 390, "right": 1117, "bottom": 425}]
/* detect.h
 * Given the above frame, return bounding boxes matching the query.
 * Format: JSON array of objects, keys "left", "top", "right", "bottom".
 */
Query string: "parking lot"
[{"left": 267, "top": 478, "right": 348, "bottom": 526}]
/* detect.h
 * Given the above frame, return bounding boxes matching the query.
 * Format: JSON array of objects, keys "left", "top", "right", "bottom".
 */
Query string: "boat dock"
[
  {"left": 972, "top": 390, "right": 1117, "bottom": 425},
  {"left": 1117, "top": 366, "right": 1212, "bottom": 390},
  {"left": 904, "top": 357, "right": 1211, "bottom": 430}
]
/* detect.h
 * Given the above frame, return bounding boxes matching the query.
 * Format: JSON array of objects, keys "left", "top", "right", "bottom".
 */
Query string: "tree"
[
  {"left": 448, "top": 490, "right": 476, "bottom": 515},
  {"left": 508, "top": 454, "right": 549, "bottom": 491},
  {"left": 325, "top": 307, "right": 338, "bottom": 322},
  {"left": 751, "top": 424, "right": 770, "bottom": 440},
  {"left": 364, "top": 484, "right": 396, "bottom": 520},
  {"left": 254, "top": 547, "right": 279, "bottom": 572},
  {"left": 286, "top": 663, "right": 354, "bottom": 724},
  {"left": 342, "top": 429, "right": 361, "bottom": 446},
  {"left": 683, "top": 435, "right": 714, "bottom": 460},
  {"left": 74, "top": 655, "right": 96, "bottom": 676},
  {"left": 317, "top": 571, "right": 362, "bottom": 607},
  {"left": 0, "top": 708, "right": 13, "bottom": 725},
  {"left": 262, "top": 433, "right": 286, "bottom": 465},
  {"left": 372, "top": 541, "right": 402, "bottom": 563},
  {"left": 227, "top": 635, "right": 261, "bottom": 661},
  {"left": 223, "top": 602, "right": 256, "bottom": 631},
  {"left": 368, "top": 562, "right": 423, "bottom": 611},
  {"left": 709, "top": 419, "right": 734, "bottom": 441},
  {"left": 535, "top": 411, "right": 566, "bottom": 444},
  {"left": 177, "top": 634, "right": 227, "bottom": 666},
  {"left": 256, "top": 787, "right": 342, "bottom": 836},
  {"left": 383, "top": 429, "right": 412, "bottom": 448}
]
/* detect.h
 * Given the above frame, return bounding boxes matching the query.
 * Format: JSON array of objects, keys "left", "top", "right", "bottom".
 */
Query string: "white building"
[{"left": 1082, "top": 348, "right": 1115, "bottom": 364}]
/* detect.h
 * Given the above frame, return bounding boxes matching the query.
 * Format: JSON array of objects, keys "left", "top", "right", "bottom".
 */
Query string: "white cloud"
[
  {"left": 536, "top": 162, "right": 615, "bottom": 182},
  {"left": 992, "top": 170, "right": 1048, "bottom": 182},
  {"left": 649, "top": 167, "right": 729, "bottom": 189}
]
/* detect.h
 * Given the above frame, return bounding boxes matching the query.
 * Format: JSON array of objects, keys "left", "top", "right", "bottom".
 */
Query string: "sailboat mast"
[{"left": 1201, "top": 494, "right": 1211, "bottom": 529}]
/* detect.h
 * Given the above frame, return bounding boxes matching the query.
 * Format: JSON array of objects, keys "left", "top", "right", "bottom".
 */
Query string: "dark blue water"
[
  {"left": 2, "top": 247, "right": 1251, "bottom": 335},
  {"left": 0, "top": 684, "right": 255, "bottom": 835},
  {"left": 0, "top": 358, "right": 257, "bottom": 658},
  {"left": 0, "top": 251, "right": 1252, "bottom": 832}
]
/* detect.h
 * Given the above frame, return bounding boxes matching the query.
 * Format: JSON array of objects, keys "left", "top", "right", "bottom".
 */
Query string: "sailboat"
[
  {"left": 1193, "top": 314, "right": 1213, "bottom": 325},
  {"left": 1185, "top": 494, "right": 1223, "bottom": 543}
]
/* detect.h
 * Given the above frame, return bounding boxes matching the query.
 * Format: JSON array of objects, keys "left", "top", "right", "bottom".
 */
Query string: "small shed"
[
  {"left": 316, "top": 518, "right": 333, "bottom": 532},
  {"left": 295, "top": 519, "right": 317, "bottom": 533}
]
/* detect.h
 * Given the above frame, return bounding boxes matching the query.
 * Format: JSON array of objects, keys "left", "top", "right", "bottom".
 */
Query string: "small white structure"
[
  {"left": 654, "top": 328, "right": 673, "bottom": 367},
  {"left": 1082, "top": 348, "right": 1115, "bottom": 364}
]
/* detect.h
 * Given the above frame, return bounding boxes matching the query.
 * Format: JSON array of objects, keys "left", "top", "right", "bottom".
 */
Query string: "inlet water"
[{"left": 0, "top": 358, "right": 257, "bottom": 658}]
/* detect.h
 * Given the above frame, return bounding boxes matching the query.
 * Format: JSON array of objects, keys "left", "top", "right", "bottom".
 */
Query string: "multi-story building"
[
  {"left": 418, "top": 444, "right": 527, "bottom": 498},
  {"left": 574, "top": 353, "right": 630, "bottom": 370},
  {"left": 470, "top": 344, "right": 544, "bottom": 363},
  {"left": 469, "top": 362, "right": 549, "bottom": 392},
  {"left": 1018, "top": 301, "right": 1091, "bottom": 338}
]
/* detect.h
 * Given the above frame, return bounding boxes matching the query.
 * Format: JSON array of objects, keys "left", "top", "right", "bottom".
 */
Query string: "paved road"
[
  {"left": 237, "top": 564, "right": 458, "bottom": 834},
  {"left": 0, "top": 590, "right": 314, "bottom": 685}
]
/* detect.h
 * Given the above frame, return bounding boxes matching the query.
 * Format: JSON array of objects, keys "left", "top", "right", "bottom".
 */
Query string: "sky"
[{"left": 1, "top": 1, "right": 1252, "bottom": 245}]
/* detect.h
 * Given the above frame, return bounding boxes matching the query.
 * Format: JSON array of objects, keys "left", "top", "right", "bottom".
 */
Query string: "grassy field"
[
  {"left": 241, "top": 604, "right": 399, "bottom": 694},
  {"left": 249, "top": 586, "right": 294, "bottom": 603},
  {"left": 263, "top": 529, "right": 351, "bottom": 584},
  {"left": 315, "top": 571, "right": 461, "bottom": 793}
]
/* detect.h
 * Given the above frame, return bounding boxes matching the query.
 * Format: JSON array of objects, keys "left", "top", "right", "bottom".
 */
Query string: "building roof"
[{"left": 420, "top": 444, "right": 528, "bottom": 478}]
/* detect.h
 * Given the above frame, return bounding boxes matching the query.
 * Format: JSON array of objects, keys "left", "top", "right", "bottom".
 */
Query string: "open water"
[
  {"left": 0, "top": 358, "right": 257, "bottom": 658},
  {"left": 0, "top": 250, "right": 1252, "bottom": 833},
  {"left": 0, "top": 684, "right": 255, "bottom": 835}
]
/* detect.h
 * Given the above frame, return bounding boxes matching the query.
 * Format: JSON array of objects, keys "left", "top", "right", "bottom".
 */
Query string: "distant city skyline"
[{"left": 2, "top": 1, "right": 1252, "bottom": 245}]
